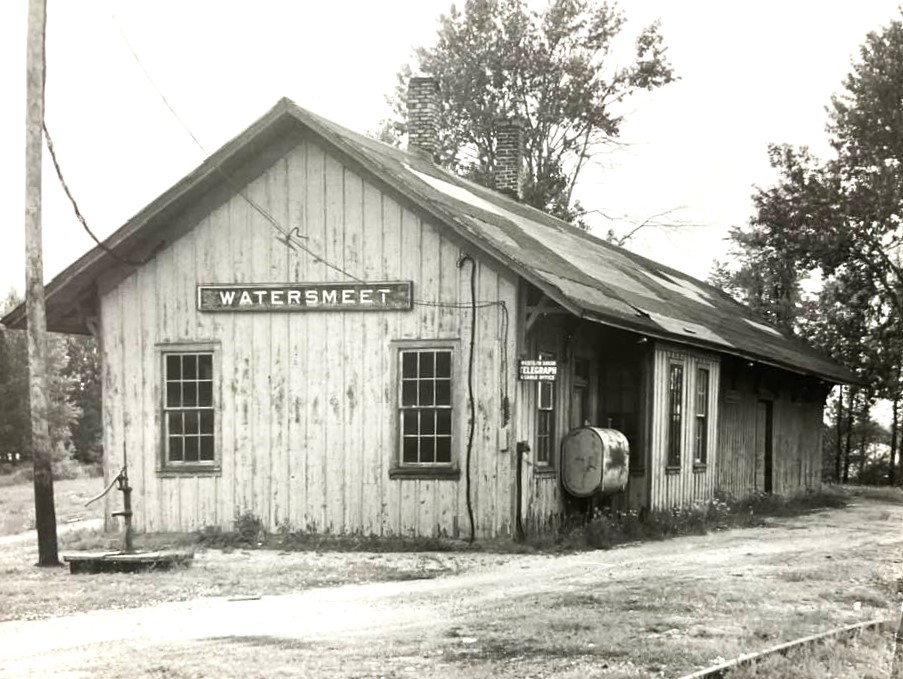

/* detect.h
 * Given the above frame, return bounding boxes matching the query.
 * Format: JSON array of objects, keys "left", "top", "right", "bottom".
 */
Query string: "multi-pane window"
[
  {"left": 164, "top": 353, "right": 215, "bottom": 464},
  {"left": 667, "top": 363, "right": 683, "bottom": 468},
  {"left": 536, "top": 352, "right": 556, "bottom": 466},
  {"left": 400, "top": 349, "right": 453, "bottom": 465},
  {"left": 694, "top": 368, "right": 710, "bottom": 465}
]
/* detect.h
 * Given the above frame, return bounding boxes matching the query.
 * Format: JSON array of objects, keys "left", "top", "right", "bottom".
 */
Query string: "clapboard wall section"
[
  {"left": 100, "top": 136, "right": 518, "bottom": 538},
  {"left": 647, "top": 342, "right": 721, "bottom": 510},
  {"left": 717, "top": 360, "right": 824, "bottom": 499}
]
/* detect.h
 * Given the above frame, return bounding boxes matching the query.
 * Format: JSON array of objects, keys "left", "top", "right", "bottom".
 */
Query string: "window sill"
[
  {"left": 533, "top": 466, "right": 557, "bottom": 478},
  {"left": 157, "top": 465, "right": 221, "bottom": 477},
  {"left": 389, "top": 466, "right": 460, "bottom": 480},
  {"left": 665, "top": 466, "right": 681, "bottom": 475},
  {"left": 693, "top": 464, "right": 708, "bottom": 473}
]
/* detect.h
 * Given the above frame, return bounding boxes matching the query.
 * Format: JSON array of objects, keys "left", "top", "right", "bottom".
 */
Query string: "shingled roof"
[{"left": 2, "top": 98, "right": 854, "bottom": 384}]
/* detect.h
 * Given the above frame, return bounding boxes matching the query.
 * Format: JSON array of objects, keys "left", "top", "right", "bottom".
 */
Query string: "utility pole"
[{"left": 24, "top": 0, "right": 59, "bottom": 567}]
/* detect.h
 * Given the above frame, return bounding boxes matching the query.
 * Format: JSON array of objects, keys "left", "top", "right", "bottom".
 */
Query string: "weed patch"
[
  {"left": 725, "top": 627, "right": 892, "bottom": 678},
  {"left": 545, "top": 488, "right": 849, "bottom": 551}
]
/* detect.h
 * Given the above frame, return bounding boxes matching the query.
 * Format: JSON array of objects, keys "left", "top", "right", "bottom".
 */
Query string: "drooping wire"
[
  {"left": 412, "top": 298, "right": 509, "bottom": 427},
  {"left": 43, "top": 122, "right": 151, "bottom": 267},
  {"left": 39, "top": 4, "right": 148, "bottom": 269},
  {"left": 456, "top": 254, "right": 477, "bottom": 544},
  {"left": 109, "top": 11, "right": 363, "bottom": 283}
]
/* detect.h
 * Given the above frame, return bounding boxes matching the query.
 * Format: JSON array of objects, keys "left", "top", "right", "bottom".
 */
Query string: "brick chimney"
[
  {"left": 495, "top": 118, "right": 524, "bottom": 199},
  {"left": 407, "top": 76, "right": 440, "bottom": 161}
]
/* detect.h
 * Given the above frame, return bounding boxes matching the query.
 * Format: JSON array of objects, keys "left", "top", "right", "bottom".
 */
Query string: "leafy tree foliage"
[
  {"left": 709, "top": 221, "right": 802, "bottom": 335},
  {"left": 62, "top": 335, "right": 103, "bottom": 466},
  {"left": 0, "top": 293, "right": 30, "bottom": 463},
  {"left": 715, "top": 12, "right": 903, "bottom": 483},
  {"left": 0, "top": 292, "right": 100, "bottom": 467},
  {"left": 384, "top": 0, "right": 675, "bottom": 221}
]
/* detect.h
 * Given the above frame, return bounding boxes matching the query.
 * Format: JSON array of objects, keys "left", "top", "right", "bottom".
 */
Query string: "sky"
[{"left": 2, "top": 0, "right": 903, "bottom": 300}]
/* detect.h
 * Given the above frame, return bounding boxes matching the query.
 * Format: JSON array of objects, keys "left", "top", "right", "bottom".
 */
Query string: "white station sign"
[{"left": 518, "top": 359, "right": 558, "bottom": 381}]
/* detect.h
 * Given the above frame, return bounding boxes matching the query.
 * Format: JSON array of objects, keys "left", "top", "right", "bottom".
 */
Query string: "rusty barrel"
[{"left": 560, "top": 427, "right": 629, "bottom": 498}]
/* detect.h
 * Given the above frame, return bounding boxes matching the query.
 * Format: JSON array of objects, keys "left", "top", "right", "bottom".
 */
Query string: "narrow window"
[
  {"left": 164, "top": 352, "right": 215, "bottom": 465},
  {"left": 536, "top": 352, "right": 556, "bottom": 466},
  {"left": 694, "top": 367, "right": 710, "bottom": 465},
  {"left": 399, "top": 348, "right": 453, "bottom": 466},
  {"left": 667, "top": 363, "right": 683, "bottom": 468}
]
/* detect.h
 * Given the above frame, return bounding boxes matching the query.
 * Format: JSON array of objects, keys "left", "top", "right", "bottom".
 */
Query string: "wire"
[
  {"left": 43, "top": 122, "right": 152, "bottom": 268},
  {"left": 414, "top": 298, "right": 509, "bottom": 427},
  {"left": 40, "top": 5, "right": 149, "bottom": 268},
  {"left": 457, "top": 254, "right": 477, "bottom": 543},
  {"left": 109, "top": 10, "right": 363, "bottom": 283}
]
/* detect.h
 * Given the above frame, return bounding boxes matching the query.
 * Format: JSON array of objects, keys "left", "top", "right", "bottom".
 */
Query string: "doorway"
[{"left": 756, "top": 400, "right": 774, "bottom": 493}]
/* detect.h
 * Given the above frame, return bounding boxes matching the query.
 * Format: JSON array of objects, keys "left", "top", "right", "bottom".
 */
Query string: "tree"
[
  {"left": 0, "top": 291, "right": 81, "bottom": 467},
  {"left": 0, "top": 292, "right": 31, "bottom": 464},
  {"left": 709, "top": 222, "right": 803, "bottom": 335},
  {"left": 384, "top": 0, "right": 676, "bottom": 222},
  {"left": 713, "top": 12, "right": 903, "bottom": 485},
  {"left": 740, "top": 12, "right": 903, "bottom": 325},
  {"left": 62, "top": 335, "right": 102, "bottom": 466}
]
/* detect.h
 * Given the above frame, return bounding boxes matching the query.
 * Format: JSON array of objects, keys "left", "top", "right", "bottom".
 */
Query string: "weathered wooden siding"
[
  {"left": 624, "top": 350, "right": 653, "bottom": 509},
  {"left": 717, "top": 363, "right": 824, "bottom": 499},
  {"left": 648, "top": 342, "right": 720, "bottom": 510},
  {"left": 100, "top": 136, "right": 518, "bottom": 538},
  {"left": 517, "top": 320, "right": 653, "bottom": 528},
  {"left": 518, "top": 319, "right": 564, "bottom": 532}
]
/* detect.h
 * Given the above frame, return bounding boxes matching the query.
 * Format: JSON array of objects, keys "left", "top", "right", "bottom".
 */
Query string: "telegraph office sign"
[
  {"left": 198, "top": 282, "right": 413, "bottom": 312},
  {"left": 518, "top": 359, "right": 558, "bottom": 381}
]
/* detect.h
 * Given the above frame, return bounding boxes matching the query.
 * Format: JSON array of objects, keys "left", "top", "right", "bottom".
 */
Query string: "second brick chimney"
[
  {"left": 407, "top": 76, "right": 440, "bottom": 161},
  {"left": 495, "top": 118, "right": 524, "bottom": 200}
]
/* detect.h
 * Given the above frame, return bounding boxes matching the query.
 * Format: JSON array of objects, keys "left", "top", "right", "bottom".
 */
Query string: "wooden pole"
[{"left": 24, "top": 0, "right": 59, "bottom": 567}]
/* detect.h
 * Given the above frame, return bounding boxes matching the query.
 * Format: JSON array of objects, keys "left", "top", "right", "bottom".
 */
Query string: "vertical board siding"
[
  {"left": 100, "top": 137, "right": 517, "bottom": 538},
  {"left": 649, "top": 343, "right": 720, "bottom": 511},
  {"left": 519, "top": 321, "right": 563, "bottom": 533},
  {"left": 717, "top": 370, "right": 825, "bottom": 500},
  {"left": 99, "top": 284, "right": 122, "bottom": 531}
]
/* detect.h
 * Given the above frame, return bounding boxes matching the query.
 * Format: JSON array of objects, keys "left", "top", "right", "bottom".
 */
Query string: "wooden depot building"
[{"left": 3, "top": 77, "right": 853, "bottom": 540}]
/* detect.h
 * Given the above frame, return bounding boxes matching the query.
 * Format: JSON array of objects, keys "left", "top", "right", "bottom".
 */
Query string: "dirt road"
[{"left": 3, "top": 498, "right": 902, "bottom": 678}]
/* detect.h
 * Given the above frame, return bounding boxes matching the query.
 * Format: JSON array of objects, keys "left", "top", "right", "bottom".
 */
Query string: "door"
[
  {"left": 569, "top": 358, "right": 590, "bottom": 430},
  {"left": 570, "top": 384, "right": 587, "bottom": 430},
  {"left": 756, "top": 400, "right": 774, "bottom": 493}
]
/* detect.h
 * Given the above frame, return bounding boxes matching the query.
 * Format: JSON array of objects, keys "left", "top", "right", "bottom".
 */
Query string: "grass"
[
  {"left": 0, "top": 473, "right": 105, "bottom": 536},
  {"left": 0, "top": 533, "right": 516, "bottom": 623},
  {"left": 842, "top": 484, "right": 903, "bottom": 505},
  {"left": 725, "top": 627, "right": 893, "bottom": 678},
  {"left": 1, "top": 473, "right": 902, "bottom": 678},
  {"left": 531, "top": 486, "right": 851, "bottom": 552}
]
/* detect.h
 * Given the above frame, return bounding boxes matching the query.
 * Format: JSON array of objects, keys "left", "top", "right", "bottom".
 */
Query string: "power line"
[
  {"left": 108, "top": 10, "right": 363, "bottom": 283},
  {"left": 43, "top": 122, "right": 150, "bottom": 268}
]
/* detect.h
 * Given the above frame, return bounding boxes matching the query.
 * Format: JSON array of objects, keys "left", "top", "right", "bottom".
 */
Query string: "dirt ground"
[{"left": 2, "top": 496, "right": 902, "bottom": 679}]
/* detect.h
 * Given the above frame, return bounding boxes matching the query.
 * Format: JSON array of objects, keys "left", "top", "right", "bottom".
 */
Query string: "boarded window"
[
  {"left": 400, "top": 349, "right": 453, "bottom": 465},
  {"left": 536, "top": 351, "right": 556, "bottom": 466},
  {"left": 667, "top": 363, "right": 683, "bottom": 468},
  {"left": 164, "top": 352, "right": 215, "bottom": 465},
  {"left": 694, "top": 368, "right": 710, "bottom": 465}
]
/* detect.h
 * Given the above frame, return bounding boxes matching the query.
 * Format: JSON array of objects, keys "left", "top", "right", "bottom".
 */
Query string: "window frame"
[
  {"left": 666, "top": 361, "right": 684, "bottom": 470},
  {"left": 694, "top": 367, "right": 710, "bottom": 467},
  {"left": 535, "top": 350, "right": 557, "bottom": 469},
  {"left": 389, "top": 340, "right": 460, "bottom": 480},
  {"left": 156, "top": 341, "right": 221, "bottom": 476}
]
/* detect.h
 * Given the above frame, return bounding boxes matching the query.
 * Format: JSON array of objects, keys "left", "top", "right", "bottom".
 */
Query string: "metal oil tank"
[{"left": 560, "top": 427, "right": 629, "bottom": 498}]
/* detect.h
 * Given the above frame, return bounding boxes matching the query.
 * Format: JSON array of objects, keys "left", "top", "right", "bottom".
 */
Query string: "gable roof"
[{"left": 2, "top": 98, "right": 854, "bottom": 384}]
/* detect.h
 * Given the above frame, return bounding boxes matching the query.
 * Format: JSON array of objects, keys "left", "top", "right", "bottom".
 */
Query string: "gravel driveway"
[{"left": 3, "top": 497, "right": 902, "bottom": 678}]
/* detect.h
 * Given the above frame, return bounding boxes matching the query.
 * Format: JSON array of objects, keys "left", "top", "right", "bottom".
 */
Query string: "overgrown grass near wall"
[
  {"left": 538, "top": 487, "right": 851, "bottom": 552},
  {"left": 185, "top": 487, "right": 854, "bottom": 554}
]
